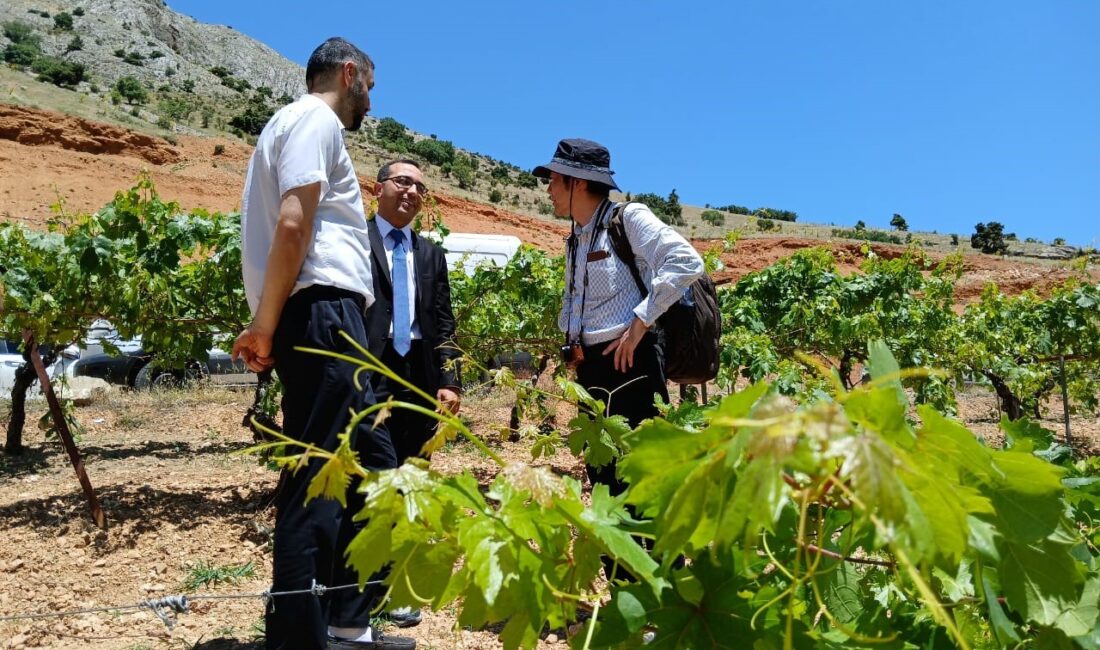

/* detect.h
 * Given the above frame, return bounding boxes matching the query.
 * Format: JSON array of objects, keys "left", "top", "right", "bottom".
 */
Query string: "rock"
[
  {"left": 546, "top": 633, "right": 559, "bottom": 644},
  {"left": 93, "top": 559, "right": 107, "bottom": 567},
  {"left": 9, "top": 559, "right": 24, "bottom": 570},
  {"left": 62, "top": 376, "right": 113, "bottom": 406}
]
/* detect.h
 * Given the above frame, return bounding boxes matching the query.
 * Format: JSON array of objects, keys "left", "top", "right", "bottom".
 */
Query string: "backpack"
[{"left": 605, "top": 202, "right": 721, "bottom": 385}]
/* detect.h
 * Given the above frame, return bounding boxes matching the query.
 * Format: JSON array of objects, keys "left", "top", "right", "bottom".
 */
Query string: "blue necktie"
[{"left": 389, "top": 229, "right": 411, "bottom": 357}]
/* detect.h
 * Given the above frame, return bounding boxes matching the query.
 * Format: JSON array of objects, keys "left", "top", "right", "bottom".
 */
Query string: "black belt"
[{"left": 291, "top": 284, "right": 367, "bottom": 311}]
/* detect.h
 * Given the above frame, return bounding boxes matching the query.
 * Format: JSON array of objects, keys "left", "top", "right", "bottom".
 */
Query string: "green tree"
[
  {"left": 229, "top": 97, "right": 274, "bottom": 136},
  {"left": 488, "top": 189, "right": 503, "bottom": 203},
  {"left": 53, "top": 11, "right": 73, "bottom": 31},
  {"left": 890, "top": 213, "right": 908, "bottom": 231},
  {"left": 3, "top": 42, "right": 39, "bottom": 66},
  {"left": 114, "top": 76, "right": 148, "bottom": 105},
  {"left": 31, "top": 56, "right": 85, "bottom": 87},
  {"left": 65, "top": 34, "right": 83, "bottom": 52},
  {"left": 3, "top": 21, "right": 39, "bottom": 47},
  {"left": 971, "top": 222, "right": 1009, "bottom": 255},
  {"left": 854, "top": 220, "right": 866, "bottom": 231},
  {"left": 701, "top": 209, "right": 726, "bottom": 227},
  {"left": 411, "top": 137, "right": 455, "bottom": 166},
  {"left": 374, "top": 117, "right": 414, "bottom": 152}
]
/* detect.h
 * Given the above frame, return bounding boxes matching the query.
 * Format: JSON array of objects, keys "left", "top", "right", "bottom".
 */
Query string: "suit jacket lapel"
[{"left": 367, "top": 219, "right": 391, "bottom": 289}]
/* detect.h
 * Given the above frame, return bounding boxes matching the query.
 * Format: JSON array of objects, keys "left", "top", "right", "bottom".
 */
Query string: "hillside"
[{"left": 0, "top": 0, "right": 1094, "bottom": 293}]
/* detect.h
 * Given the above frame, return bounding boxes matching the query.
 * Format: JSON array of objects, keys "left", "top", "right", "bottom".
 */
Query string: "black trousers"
[
  {"left": 266, "top": 286, "right": 398, "bottom": 650},
  {"left": 576, "top": 331, "right": 668, "bottom": 581},
  {"left": 370, "top": 339, "right": 439, "bottom": 463}
]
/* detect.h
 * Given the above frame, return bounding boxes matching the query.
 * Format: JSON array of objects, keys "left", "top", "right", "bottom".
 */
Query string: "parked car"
[
  {"left": 1, "top": 339, "right": 25, "bottom": 395},
  {"left": 64, "top": 322, "right": 254, "bottom": 389},
  {"left": 422, "top": 232, "right": 522, "bottom": 275}
]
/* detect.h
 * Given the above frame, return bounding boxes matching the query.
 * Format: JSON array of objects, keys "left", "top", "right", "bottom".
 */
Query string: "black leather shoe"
[
  {"left": 327, "top": 632, "right": 416, "bottom": 649},
  {"left": 387, "top": 607, "right": 422, "bottom": 628}
]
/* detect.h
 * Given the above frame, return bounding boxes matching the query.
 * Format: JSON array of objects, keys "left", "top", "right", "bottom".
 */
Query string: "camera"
[{"left": 559, "top": 342, "right": 584, "bottom": 367}]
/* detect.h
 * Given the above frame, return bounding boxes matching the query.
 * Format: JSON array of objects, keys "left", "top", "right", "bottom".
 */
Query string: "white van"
[{"left": 421, "top": 232, "right": 522, "bottom": 275}]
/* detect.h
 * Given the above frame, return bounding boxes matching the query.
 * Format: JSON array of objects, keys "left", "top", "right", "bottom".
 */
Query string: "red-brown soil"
[{"left": 2, "top": 103, "right": 1092, "bottom": 303}]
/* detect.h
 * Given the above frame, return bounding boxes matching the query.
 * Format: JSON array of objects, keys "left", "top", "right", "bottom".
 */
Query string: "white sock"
[{"left": 328, "top": 625, "right": 373, "bottom": 642}]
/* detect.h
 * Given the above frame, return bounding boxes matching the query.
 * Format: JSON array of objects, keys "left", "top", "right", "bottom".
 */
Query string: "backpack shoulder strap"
[{"left": 606, "top": 202, "right": 647, "bottom": 297}]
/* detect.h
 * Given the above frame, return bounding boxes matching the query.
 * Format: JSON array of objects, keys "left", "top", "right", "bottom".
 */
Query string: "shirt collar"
[{"left": 375, "top": 215, "right": 413, "bottom": 247}]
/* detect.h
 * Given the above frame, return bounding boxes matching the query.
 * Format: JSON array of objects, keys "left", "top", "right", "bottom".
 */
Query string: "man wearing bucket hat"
[{"left": 532, "top": 138, "right": 703, "bottom": 575}]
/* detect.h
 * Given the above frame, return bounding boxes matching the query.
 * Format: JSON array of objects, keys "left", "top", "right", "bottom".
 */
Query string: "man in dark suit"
[{"left": 365, "top": 159, "right": 461, "bottom": 465}]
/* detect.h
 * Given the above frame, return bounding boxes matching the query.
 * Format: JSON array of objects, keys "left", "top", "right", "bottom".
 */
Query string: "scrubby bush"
[
  {"left": 411, "top": 137, "right": 455, "bottom": 166},
  {"left": 516, "top": 171, "right": 539, "bottom": 189},
  {"left": 489, "top": 189, "right": 503, "bottom": 203},
  {"left": 3, "top": 21, "right": 39, "bottom": 47},
  {"left": 715, "top": 203, "right": 751, "bottom": 215},
  {"left": 701, "top": 209, "right": 726, "bottom": 227},
  {"left": 3, "top": 42, "right": 39, "bottom": 66},
  {"left": 950, "top": 234, "right": 960, "bottom": 246},
  {"left": 756, "top": 218, "right": 780, "bottom": 232},
  {"left": 229, "top": 97, "right": 274, "bottom": 136},
  {"left": 753, "top": 207, "right": 798, "bottom": 222},
  {"left": 832, "top": 227, "right": 903, "bottom": 245},
  {"left": 72, "top": 7, "right": 85, "bottom": 16},
  {"left": 890, "top": 213, "right": 908, "bottom": 231},
  {"left": 65, "top": 34, "right": 83, "bottom": 52},
  {"left": 31, "top": 56, "right": 85, "bottom": 87},
  {"left": 374, "top": 117, "right": 414, "bottom": 152},
  {"left": 114, "top": 76, "right": 148, "bottom": 105},
  {"left": 53, "top": 12, "right": 73, "bottom": 31},
  {"left": 634, "top": 189, "right": 684, "bottom": 226},
  {"left": 1053, "top": 237, "right": 1066, "bottom": 246}
]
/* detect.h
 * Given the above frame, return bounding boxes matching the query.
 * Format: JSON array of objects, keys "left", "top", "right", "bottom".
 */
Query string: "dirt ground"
[{"left": 0, "top": 378, "right": 1097, "bottom": 650}]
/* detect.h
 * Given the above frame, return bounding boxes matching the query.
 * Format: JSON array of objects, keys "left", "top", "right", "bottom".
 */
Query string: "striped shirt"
[{"left": 559, "top": 201, "right": 704, "bottom": 346}]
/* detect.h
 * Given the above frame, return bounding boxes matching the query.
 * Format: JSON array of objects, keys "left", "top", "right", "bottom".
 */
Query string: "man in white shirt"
[{"left": 233, "top": 38, "right": 413, "bottom": 650}]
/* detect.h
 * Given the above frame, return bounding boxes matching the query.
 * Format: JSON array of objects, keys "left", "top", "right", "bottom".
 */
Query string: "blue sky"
[{"left": 169, "top": 1, "right": 1099, "bottom": 246}]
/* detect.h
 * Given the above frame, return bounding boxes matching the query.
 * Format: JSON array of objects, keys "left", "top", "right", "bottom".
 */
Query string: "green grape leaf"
[
  {"left": 865, "top": 339, "right": 906, "bottom": 406},
  {"left": 999, "top": 539, "right": 1084, "bottom": 626}
]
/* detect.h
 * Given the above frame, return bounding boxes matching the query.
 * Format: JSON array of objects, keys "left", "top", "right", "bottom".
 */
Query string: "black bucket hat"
[{"left": 532, "top": 138, "right": 619, "bottom": 190}]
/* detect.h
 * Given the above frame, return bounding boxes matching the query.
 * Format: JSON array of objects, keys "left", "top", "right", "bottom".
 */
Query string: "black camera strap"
[{"left": 565, "top": 199, "right": 613, "bottom": 346}]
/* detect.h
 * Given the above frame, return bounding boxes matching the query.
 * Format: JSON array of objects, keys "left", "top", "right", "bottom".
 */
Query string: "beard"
[{"left": 345, "top": 78, "right": 368, "bottom": 131}]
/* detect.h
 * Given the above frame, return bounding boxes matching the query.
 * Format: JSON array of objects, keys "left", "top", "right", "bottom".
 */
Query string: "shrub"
[
  {"left": 756, "top": 218, "right": 780, "bottom": 232},
  {"left": 122, "top": 51, "right": 145, "bottom": 66},
  {"left": 3, "top": 21, "right": 39, "bottom": 47},
  {"left": 490, "top": 165, "right": 511, "bottom": 182},
  {"left": 950, "top": 234, "right": 959, "bottom": 246},
  {"left": 516, "top": 171, "right": 539, "bottom": 189},
  {"left": 72, "top": 7, "right": 85, "bottom": 16},
  {"left": 31, "top": 56, "right": 85, "bottom": 87},
  {"left": 489, "top": 189, "right": 503, "bottom": 203},
  {"left": 180, "top": 79, "right": 195, "bottom": 93},
  {"left": 65, "top": 34, "right": 83, "bottom": 52},
  {"left": 209, "top": 65, "right": 230, "bottom": 79},
  {"left": 701, "top": 209, "right": 726, "bottom": 227},
  {"left": 832, "top": 227, "right": 903, "bottom": 245},
  {"left": 3, "top": 42, "right": 39, "bottom": 67},
  {"left": 114, "top": 76, "right": 148, "bottom": 104},
  {"left": 213, "top": 144, "right": 225, "bottom": 156},
  {"left": 411, "top": 137, "right": 455, "bottom": 166},
  {"left": 970, "top": 222, "right": 1009, "bottom": 255},
  {"left": 229, "top": 97, "right": 274, "bottom": 136},
  {"left": 538, "top": 201, "right": 554, "bottom": 216},
  {"left": 753, "top": 207, "right": 798, "bottom": 222},
  {"left": 149, "top": 50, "right": 164, "bottom": 59},
  {"left": 374, "top": 117, "right": 414, "bottom": 152},
  {"left": 634, "top": 189, "right": 684, "bottom": 226},
  {"left": 53, "top": 12, "right": 73, "bottom": 31},
  {"left": 157, "top": 96, "right": 192, "bottom": 121},
  {"left": 890, "top": 213, "right": 908, "bottom": 231},
  {"left": 1053, "top": 237, "right": 1066, "bottom": 246},
  {"left": 715, "top": 203, "right": 751, "bottom": 215},
  {"left": 854, "top": 220, "right": 867, "bottom": 231}
]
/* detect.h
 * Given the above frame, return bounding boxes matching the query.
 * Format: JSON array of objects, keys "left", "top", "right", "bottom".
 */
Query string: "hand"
[
  {"left": 232, "top": 324, "right": 275, "bottom": 373},
  {"left": 437, "top": 387, "right": 461, "bottom": 415},
  {"left": 602, "top": 317, "right": 648, "bottom": 373}
]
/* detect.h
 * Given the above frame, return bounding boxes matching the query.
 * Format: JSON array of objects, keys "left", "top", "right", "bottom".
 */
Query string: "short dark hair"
[
  {"left": 377, "top": 159, "right": 422, "bottom": 182},
  {"left": 306, "top": 37, "right": 374, "bottom": 92},
  {"left": 566, "top": 176, "right": 610, "bottom": 199}
]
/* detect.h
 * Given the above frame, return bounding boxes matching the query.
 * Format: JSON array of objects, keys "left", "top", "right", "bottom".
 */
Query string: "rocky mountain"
[{"left": 0, "top": 0, "right": 304, "bottom": 99}]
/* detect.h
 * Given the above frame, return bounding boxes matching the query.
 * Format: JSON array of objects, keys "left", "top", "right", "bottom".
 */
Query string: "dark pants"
[
  {"left": 577, "top": 332, "right": 668, "bottom": 582},
  {"left": 266, "top": 286, "right": 398, "bottom": 650},
  {"left": 371, "top": 339, "right": 438, "bottom": 463}
]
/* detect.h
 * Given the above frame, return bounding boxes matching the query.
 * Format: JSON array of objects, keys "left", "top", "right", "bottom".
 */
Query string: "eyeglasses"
[{"left": 382, "top": 175, "right": 429, "bottom": 195}]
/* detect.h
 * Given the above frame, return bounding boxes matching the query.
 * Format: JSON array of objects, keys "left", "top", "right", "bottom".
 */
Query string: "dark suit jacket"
[{"left": 365, "top": 218, "right": 460, "bottom": 393}]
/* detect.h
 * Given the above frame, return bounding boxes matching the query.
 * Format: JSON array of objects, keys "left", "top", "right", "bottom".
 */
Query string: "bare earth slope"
[{"left": 1, "top": 102, "right": 1090, "bottom": 300}]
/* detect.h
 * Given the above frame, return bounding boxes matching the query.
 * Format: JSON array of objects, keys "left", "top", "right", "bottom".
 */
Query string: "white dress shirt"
[
  {"left": 559, "top": 201, "right": 704, "bottom": 346},
  {"left": 241, "top": 94, "right": 374, "bottom": 314},
  {"left": 374, "top": 216, "right": 421, "bottom": 340}
]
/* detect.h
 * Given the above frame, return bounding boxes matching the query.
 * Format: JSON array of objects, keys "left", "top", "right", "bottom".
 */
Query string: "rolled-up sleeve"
[{"left": 624, "top": 204, "right": 704, "bottom": 327}]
